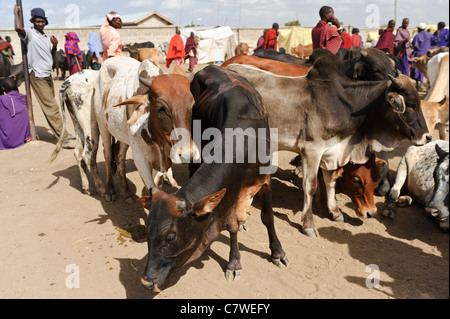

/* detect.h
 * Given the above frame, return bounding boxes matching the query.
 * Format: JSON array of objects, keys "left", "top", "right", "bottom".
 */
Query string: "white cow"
[
  {"left": 93, "top": 57, "right": 200, "bottom": 202},
  {"left": 383, "top": 140, "right": 449, "bottom": 231},
  {"left": 51, "top": 70, "right": 104, "bottom": 196}
]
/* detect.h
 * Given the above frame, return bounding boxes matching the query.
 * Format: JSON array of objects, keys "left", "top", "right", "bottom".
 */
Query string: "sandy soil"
[{"left": 0, "top": 67, "right": 448, "bottom": 300}]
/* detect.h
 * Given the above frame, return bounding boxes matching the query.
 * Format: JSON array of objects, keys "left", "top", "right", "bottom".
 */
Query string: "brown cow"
[
  {"left": 421, "top": 97, "right": 449, "bottom": 140},
  {"left": 412, "top": 54, "right": 431, "bottom": 90},
  {"left": 221, "top": 54, "right": 310, "bottom": 76},
  {"left": 137, "top": 48, "right": 161, "bottom": 68},
  {"left": 291, "top": 43, "right": 313, "bottom": 58},
  {"left": 234, "top": 42, "right": 250, "bottom": 55}
]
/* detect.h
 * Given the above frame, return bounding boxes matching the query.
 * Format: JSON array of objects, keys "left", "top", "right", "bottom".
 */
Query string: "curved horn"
[
  {"left": 388, "top": 74, "right": 406, "bottom": 90},
  {"left": 139, "top": 76, "right": 153, "bottom": 88}
]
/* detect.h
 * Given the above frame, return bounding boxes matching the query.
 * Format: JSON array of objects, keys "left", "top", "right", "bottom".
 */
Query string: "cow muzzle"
[
  {"left": 141, "top": 277, "right": 162, "bottom": 292},
  {"left": 170, "top": 140, "right": 200, "bottom": 164}
]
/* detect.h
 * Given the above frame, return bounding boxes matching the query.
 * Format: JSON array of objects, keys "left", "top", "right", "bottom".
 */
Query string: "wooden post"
[{"left": 16, "top": 0, "right": 37, "bottom": 141}]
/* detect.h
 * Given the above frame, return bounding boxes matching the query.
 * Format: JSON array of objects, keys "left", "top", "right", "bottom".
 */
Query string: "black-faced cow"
[
  {"left": 137, "top": 65, "right": 288, "bottom": 292},
  {"left": 383, "top": 140, "right": 449, "bottom": 232},
  {"left": 227, "top": 57, "right": 430, "bottom": 237},
  {"left": 93, "top": 56, "right": 200, "bottom": 201}
]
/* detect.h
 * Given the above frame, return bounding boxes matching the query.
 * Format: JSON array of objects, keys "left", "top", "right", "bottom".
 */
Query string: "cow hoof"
[
  {"left": 225, "top": 269, "right": 242, "bottom": 281},
  {"left": 382, "top": 207, "right": 396, "bottom": 219},
  {"left": 333, "top": 215, "right": 345, "bottom": 223},
  {"left": 238, "top": 221, "right": 248, "bottom": 232},
  {"left": 272, "top": 254, "right": 289, "bottom": 268},
  {"left": 123, "top": 196, "right": 135, "bottom": 204},
  {"left": 105, "top": 193, "right": 117, "bottom": 202},
  {"left": 303, "top": 227, "right": 320, "bottom": 237}
]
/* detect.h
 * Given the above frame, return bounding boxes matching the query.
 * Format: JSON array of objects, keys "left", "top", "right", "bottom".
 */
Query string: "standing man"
[
  {"left": 100, "top": 11, "right": 123, "bottom": 61},
  {"left": 64, "top": 32, "right": 83, "bottom": 75},
  {"left": 432, "top": 22, "right": 449, "bottom": 47},
  {"left": 394, "top": 18, "right": 413, "bottom": 76},
  {"left": 14, "top": 6, "right": 72, "bottom": 147},
  {"left": 166, "top": 28, "right": 185, "bottom": 68},
  {"left": 311, "top": 6, "right": 343, "bottom": 55},
  {"left": 184, "top": 32, "right": 198, "bottom": 73},
  {"left": 263, "top": 23, "right": 279, "bottom": 50},
  {"left": 375, "top": 19, "right": 395, "bottom": 54},
  {"left": 412, "top": 23, "right": 433, "bottom": 87}
]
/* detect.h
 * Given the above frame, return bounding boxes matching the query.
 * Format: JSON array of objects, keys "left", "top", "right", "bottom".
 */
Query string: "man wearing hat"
[
  {"left": 412, "top": 23, "right": 433, "bottom": 86},
  {"left": 13, "top": 5, "right": 72, "bottom": 147}
]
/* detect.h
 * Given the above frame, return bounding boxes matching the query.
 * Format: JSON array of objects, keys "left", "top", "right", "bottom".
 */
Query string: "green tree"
[{"left": 285, "top": 20, "right": 301, "bottom": 27}]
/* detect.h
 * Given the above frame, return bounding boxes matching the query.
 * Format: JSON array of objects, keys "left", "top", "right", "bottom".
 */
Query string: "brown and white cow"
[
  {"left": 227, "top": 58, "right": 430, "bottom": 237},
  {"left": 93, "top": 56, "right": 200, "bottom": 201}
]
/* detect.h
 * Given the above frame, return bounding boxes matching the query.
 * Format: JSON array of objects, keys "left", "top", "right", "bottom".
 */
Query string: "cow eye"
[
  {"left": 353, "top": 176, "right": 362, "bottom": 184},
  {"left": 166, "top": 233, "right": 176, "bottom": 243},
  {"left": 158, "top": 106, "right": 166, "bottom": 113}
]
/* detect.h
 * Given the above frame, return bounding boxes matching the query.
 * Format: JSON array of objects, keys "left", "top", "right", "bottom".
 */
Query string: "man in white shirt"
[{"left": 14, "top": 6, "right": 73, "bottom": 147}]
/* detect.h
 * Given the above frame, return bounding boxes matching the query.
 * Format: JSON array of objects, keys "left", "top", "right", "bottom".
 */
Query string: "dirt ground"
[{"left": 0, "top": 65, "right": 448, "bottom": 300}]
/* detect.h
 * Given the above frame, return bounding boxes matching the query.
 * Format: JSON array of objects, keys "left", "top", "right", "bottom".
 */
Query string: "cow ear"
[
  {"left": 386, "top": 92, "right": 406, "bottom": 113},
  {"left": 328, "top": 168, "right": 344, "bottom": 184},
  {"left": 113, "top": 95, "right": 150, "bottom": 125},
  {"left": 375, "top": 157, "right": 387, "bottom": 168},
  {"left": 137, "top": 196, "right": 152, "bottom": 210},
  {"left": 192, "top": 188, "right": 227, "bottom": 218}
]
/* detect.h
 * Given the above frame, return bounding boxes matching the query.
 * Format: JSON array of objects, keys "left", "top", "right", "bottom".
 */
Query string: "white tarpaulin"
[{"left": 181, "top": 26, "right": 237, "bottom": 64}]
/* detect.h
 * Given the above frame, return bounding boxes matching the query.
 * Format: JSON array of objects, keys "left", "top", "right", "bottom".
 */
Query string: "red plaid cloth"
[
  {"left": 312, "top": 20, "right": 342, "bottom": 54},
  {"left": 64, "top": 32, "right": 82, "bottom": 68}
]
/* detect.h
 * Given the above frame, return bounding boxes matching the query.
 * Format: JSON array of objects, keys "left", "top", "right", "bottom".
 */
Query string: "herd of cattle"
[{"left": 47, "top": 42, "right": 449, "bottom": 292}]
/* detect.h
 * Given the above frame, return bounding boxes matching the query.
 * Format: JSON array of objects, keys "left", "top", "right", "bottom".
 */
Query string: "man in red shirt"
[
  {"left": 312, "top": 6, "right": 344, "bottom": 54},
  {"left": 263, "top": 23, "right": 279, "bottom": 50},
  {"left": 341, "top": 28, "right": 353, "bottom": 49},
  {"left": 376, "top": 20, "right": 396, "bottom": 54}
]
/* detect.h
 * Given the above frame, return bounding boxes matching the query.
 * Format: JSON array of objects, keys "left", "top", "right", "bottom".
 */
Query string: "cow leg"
[
  {"left": 131, "top": 148, "right": 158, "bottom": 194},
  {"left": 100, "top": 130, "right": 117, "bottom": 202},
  {"left": 84, "top": 126, "right": 105, "bottom": 196},
  {"left": 73, "top": 137, "right": 91, "bottom": 194},
  {"left": 115, "top": 142, "right": 134, "bottom": 203},
  {"left": 383, "top": 156, "right": 408, "bottom": 219},
  {"left": 259, "top": 182, "right": 289, "bottom": 267},
  {"left": 301, "top": 154, "right": 321, "bottom": 237},
  {"left": 321, "top": 170, "right": 345, "bottom": 222},
  {"left": 225, "top": 232, "right": 242, "bottom": 281}
]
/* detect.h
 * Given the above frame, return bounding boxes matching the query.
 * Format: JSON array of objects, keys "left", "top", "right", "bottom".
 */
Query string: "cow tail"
[
  {"left": 111, "top": 136, "right": 118, "bottom": 175},
  {"left": 50, "top": 81, "right": 69, "bottom": 162}
]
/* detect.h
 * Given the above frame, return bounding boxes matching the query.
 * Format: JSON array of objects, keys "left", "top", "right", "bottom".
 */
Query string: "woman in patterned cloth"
[{"left": 64, "top": 32, "right": 83, "bottom": 75}]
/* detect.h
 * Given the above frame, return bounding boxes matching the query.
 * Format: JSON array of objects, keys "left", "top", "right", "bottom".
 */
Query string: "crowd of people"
[{"left": 0, "top": 5, "right": 448, "bottom": 151}]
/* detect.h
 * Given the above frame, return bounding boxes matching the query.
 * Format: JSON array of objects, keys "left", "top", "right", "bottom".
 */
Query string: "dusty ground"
[{"left": 0, "top": 65, "right": 448, "bottom": 300}]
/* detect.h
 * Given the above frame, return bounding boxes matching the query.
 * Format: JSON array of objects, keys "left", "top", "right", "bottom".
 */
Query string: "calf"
[
  {"left": 291, "top": 43, "right": 313, "bottom": 58},
  {"left": 235, "top": 42, "right": 250, "bottom": 55},
  {"left": 53, "top": 49, "right": 68, "bottom": 81},
  {"left": 383, "top": 140, "right": 449, "bottom": 232},
  {"left": 138, "top": 65, "right": 288, "bottom": 292},
  {"left": 421, "top": 97, "right": 449, "bottom": 140}
]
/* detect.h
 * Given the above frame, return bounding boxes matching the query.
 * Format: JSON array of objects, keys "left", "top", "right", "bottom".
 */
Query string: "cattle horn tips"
[{"left": 139, "top": 76, "right": 153, "bottom": 88}]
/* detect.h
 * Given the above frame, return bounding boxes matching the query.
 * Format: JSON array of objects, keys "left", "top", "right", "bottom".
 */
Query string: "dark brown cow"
[
  {"left": 221, "top": 54, "right": 310, "bottom": 76},
  {"left": 137, "top": 65, "right": 288, "bottom": 292}
]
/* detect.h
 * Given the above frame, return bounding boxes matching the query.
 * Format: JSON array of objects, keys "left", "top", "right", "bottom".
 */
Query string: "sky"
[{"left": 0, "top": 0, "right": 448, "bottom": 30}]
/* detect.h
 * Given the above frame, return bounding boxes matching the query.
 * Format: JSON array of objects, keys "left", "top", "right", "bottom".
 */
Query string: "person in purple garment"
[
  {"left": 412, "top": 23, "right": 433, "bottom": 84},
  {"left": 394, "top": 18, "right": 413, "bottom": 76},
  {"left": 0, "top": 77, "right": 31, "bottom": 150},
  {"left": 432, "top": 22, "right": 449, "bottom": 47}
]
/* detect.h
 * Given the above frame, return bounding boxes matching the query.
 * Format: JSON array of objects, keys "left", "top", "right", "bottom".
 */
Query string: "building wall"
[{"left": 1, "top": 25, "right": 414, "bottom": 64}]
